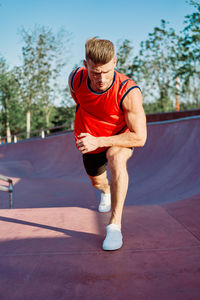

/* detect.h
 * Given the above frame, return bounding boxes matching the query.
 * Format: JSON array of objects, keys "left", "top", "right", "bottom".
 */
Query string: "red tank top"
[{"left": 70, "top": 67, "right": 140, "bottom": 153}]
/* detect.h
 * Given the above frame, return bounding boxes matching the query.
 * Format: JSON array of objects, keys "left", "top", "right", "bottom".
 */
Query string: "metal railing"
[
  {"left": 0, "top": 123, "right": 74, "bottom": 144},
  {"left": 0, "top": 175, "right": 13, "bottom": 208}
]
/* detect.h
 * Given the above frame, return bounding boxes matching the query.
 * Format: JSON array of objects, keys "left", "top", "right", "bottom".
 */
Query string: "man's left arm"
[{"left": 76, "top": 88, "right": 147, "bottom": 153}]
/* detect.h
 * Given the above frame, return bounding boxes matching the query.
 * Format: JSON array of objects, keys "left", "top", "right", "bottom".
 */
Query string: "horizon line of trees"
[{"left": 0, "top": 0, "right": 199, "bottom": 142}]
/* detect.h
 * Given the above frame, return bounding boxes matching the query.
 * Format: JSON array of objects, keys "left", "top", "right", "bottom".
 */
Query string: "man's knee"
[{"left": 106, "top": 147, "right": 132, "bottom": 171}]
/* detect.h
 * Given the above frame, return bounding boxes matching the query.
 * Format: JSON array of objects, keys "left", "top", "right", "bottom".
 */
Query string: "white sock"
[{"left": 98, "top": 193, "right": 111, "bottom": 213}]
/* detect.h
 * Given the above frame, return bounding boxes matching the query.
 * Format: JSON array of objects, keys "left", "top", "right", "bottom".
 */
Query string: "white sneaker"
[
  {"left": 102, "top": 224, "right": 123, "bottom": 251},
  {"left": 98, "top": 193, "right": 111, "bottom": 213}
]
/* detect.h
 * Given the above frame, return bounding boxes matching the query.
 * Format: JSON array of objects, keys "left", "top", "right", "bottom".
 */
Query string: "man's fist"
[{"left": 76, "top": 133, "right": 100, "bottom": 154}]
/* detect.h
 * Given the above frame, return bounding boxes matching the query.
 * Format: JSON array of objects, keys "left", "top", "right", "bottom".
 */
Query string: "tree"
[
  {"left": 134, "top": 20, "right": 181, "bottom": 112},
  {"left": 0, "top": 58, "right": 22, "bottom": 142},
  {"left": 16, "top": 31, "right": 38, "bottom": 138},
  {"left": 116, "top": 39, "right": 133, "bottom": 75},
  {"left": 178, "top": 0, "right": 200, "bottom": 107},
  {"left": 17, "top": 25, "right": 71, "bottom": 138},
  {"left": 58, "top": 86, "right": 76, "bottom": 129},
  {"left": 115, "top": 39, "right": 146, "bottom": 102}
]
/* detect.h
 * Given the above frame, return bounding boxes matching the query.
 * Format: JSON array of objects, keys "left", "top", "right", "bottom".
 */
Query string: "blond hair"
[{"left": 85, "top": 37, "right": 115, "bottom": 64}]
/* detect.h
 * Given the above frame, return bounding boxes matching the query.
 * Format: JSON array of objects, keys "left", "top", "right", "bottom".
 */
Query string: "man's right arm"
[{"left": 68, "top": 70, "right": 78, "bottom": 104}]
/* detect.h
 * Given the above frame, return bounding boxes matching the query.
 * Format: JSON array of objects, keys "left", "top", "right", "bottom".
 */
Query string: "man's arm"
[
  {"left": 68, "top": 70, "right": 78, "bottom": 103},
  {"left": 76, "top": 88, "right": 147, "bottom": 153},
  {"left": 100, "top": 88, "right": 147, "bottom": 148}
]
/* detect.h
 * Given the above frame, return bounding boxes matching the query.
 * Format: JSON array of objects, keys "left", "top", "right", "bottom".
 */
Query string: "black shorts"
[
  {"left": 82, "top": 150, "right": 108, "bottom": 177},
  {"left": 82, "top": 147, "right": 133, "bottom": 177}
]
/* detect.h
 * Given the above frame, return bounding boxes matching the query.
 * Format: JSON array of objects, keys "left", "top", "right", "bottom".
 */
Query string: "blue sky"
[{"left": 0, "top": 0, "right": 195, "bottom": 91}]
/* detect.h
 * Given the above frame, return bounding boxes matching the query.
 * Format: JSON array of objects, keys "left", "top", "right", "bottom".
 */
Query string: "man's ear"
[{"left": 83, "top": 60, "right": 87, "bottom": 68}]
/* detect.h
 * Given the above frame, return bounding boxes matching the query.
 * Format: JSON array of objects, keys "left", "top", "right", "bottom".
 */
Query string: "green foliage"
[
  {"left": 17, "top": 25, "right": 71, "bottom": 137},
  {"left": 0, "top": 59, "right": 25, "bottom": 138},
  {"left": 177, "top": 0, "right": 200, "bottom": 107},
  {"left": 116, "top": 39, "right": 133, "bottom": 75},
  {"left": 61, "top": 86, "right": 74, "bottom": 107},
  {"left": 136, "top": 19, "right": 181, "bottom": 112},
  {"left": 51, "top": 85, "right": 76, "bottom": 131},
  {"left": 115, "top": 1, "right": 200, "bottom": 113},
  {"left": 143, "top": 98, "right": 174, "bottom": 114},
  {"left": 51, "top": 106, "right": 76, "bottom": 131}
]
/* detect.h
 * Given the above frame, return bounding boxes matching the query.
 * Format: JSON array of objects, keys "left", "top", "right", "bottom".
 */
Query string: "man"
[{"left": 69, "top": 37, "right": 147, "bottom": 251}]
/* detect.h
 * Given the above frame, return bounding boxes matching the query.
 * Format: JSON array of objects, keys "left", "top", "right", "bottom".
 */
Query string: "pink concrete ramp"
[{"left": 0, "top": 117, "right": 200, "bottom": 300}]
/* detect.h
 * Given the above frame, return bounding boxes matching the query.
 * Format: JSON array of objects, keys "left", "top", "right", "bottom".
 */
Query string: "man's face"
[{"left": 84, "top": 57, "right": 117, "bottom": 92}]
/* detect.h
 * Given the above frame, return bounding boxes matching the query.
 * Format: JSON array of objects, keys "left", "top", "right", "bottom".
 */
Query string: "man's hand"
[{"left": 76, "top": 133, "right": 100, "bottom": 154}]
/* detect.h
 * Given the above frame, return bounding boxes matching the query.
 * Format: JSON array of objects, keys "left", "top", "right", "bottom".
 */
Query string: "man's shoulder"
[
  {"left": 115, "top": 70, "right": 138, "bottom": 90},
  {"left": 115, "top": 70, "right": 137, "bottom": 84},
  {"left": 69, "top": 67, "right": 87, "bottom": 92},
  {"left": 70, "top": 67, "right": 87, "bottom": 79}
]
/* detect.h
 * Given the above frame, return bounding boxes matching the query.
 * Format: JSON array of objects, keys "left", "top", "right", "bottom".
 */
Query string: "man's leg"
[
  {"left": 102, "top": 146, "right": 133, "bottom": 250},
  {"left": 106, "top": 146, "right": 133, "bottom": 227},
  {"left": 82, "top": 151, "right": 111, "bottom": 212},
  {"left": 89, "top": 171, "right": 110, "bottom": 194},
  {"left": 89, "top": 172, "right": 111, "bottom": 212}
]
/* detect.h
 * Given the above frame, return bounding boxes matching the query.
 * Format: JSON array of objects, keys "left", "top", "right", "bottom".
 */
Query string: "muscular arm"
[
  {"left": 77, "top": 88, "right": 147, "bottom": 153},
  {"left": 99, "top": 88, "right": 147, "bottom": 148}
]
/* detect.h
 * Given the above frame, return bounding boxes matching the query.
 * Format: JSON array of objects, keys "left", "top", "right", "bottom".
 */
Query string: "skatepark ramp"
[
  {"left": 0, "top": 116, "right": 199, "bottom": 300},
  {"left": 0, "top": 116, "right": 199, "bottom": 209}
]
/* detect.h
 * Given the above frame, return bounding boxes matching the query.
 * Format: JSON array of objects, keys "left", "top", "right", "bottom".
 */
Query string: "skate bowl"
[{"left": 0, "top": 116, "right": 199, "bottom": 300}]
